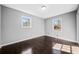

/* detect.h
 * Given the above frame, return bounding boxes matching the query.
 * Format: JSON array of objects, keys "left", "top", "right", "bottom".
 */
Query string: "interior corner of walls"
[
  {"left": 0, "top": 5, "right": 1, "bottom": 48},
  {"left": 45, "top": 11, "right": 76, "bottom": 42},
  {"left": 43, "top": 19, "right": 46, "bottom": 35},
  {"left": 1, "top": 6, "right": 45, "bottom": 46},
  {"left": 77, "top": 7, "right": 79, "bottom": 42}
]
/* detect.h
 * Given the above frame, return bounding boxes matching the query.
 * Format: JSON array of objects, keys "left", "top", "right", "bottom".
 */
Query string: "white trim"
[
  {"left": 0, "top": 47, "right": 1, "bottom": 48},
  {"left": 46, "top": 35, "right": 79, "bottom": 43},
  {"left": 1, "top": 35, "right": 78, "bottom": 47},
  {"left": 2, "top": 5, "right": 43, "bottom": 19},
  {"left": 0, "top": 45, "right": 2, "bottom": 49},
  {"left": 1, "top": 34, "right": 45, "bottom": 47}
]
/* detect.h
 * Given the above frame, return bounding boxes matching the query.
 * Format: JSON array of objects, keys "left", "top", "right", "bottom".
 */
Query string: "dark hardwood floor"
[{"left": 1, "top": 36, "right": 79, "bottom": 54}]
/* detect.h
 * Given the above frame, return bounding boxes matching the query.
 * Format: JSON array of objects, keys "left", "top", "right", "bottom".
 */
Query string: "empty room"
[{"left": 0, "top": 4, "right": 79, "bottom": 54}]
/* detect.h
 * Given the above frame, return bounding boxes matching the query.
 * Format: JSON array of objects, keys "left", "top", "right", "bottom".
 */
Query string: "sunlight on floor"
[
  {"left": 72, "top": 46, "right": 79, "bottom": 54},
  {"left": 61, "top": 45, "right": 71, "bottom": 53},
  {"left": 52, "top": 43, "right": 79, "bottom": 54}
]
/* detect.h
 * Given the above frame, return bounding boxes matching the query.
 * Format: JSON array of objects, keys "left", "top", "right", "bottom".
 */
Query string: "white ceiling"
[{"left": 2, "top": 4, "right": 78, "bottom": 19}]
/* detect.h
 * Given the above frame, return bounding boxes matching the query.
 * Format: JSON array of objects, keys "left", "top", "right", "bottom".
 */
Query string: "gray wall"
[
  {"left": 1, "top": 5, "right": 77, "bottom": 46},
  {"left": 45, "top": 11, "right": 77, "bottom": 42},
  {"left": 77, "top": 6, "right": 79, "bottom": 42},
  {"left": 0, "top": 5, "right": 1, "bottom": 47},
  {"left": 1, "top": 6, "right": 45, "bottom": 45}
]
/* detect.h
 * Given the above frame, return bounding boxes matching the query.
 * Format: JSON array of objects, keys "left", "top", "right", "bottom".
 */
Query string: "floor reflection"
[{"left": 1, "top": 36, "right": 79, "bottom": 54}]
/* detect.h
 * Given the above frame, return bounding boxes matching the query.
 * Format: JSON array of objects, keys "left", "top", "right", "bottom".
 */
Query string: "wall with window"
[
  {"left": 45, "top": 11, "right": 77, "bottom": 42},
  {"left": 1, "top": 5, "right": 77, "bottom": 46},
  {"left": 1, "top": 6, "right": 45, "bottom": 46}
]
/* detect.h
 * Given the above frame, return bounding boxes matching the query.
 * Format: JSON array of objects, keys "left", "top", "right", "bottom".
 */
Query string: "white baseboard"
[
  {"left": 0, "top": 46, "right": 2, "bottom": 49},
  {"left": 46, "top": 35, "right": 78, "bottom": 43},
  {"left": 1, "top": 34, "right": 45, "bottom": 47},
  {"left": 1, "top": 35, "right": 78, "bottom": 47}
]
